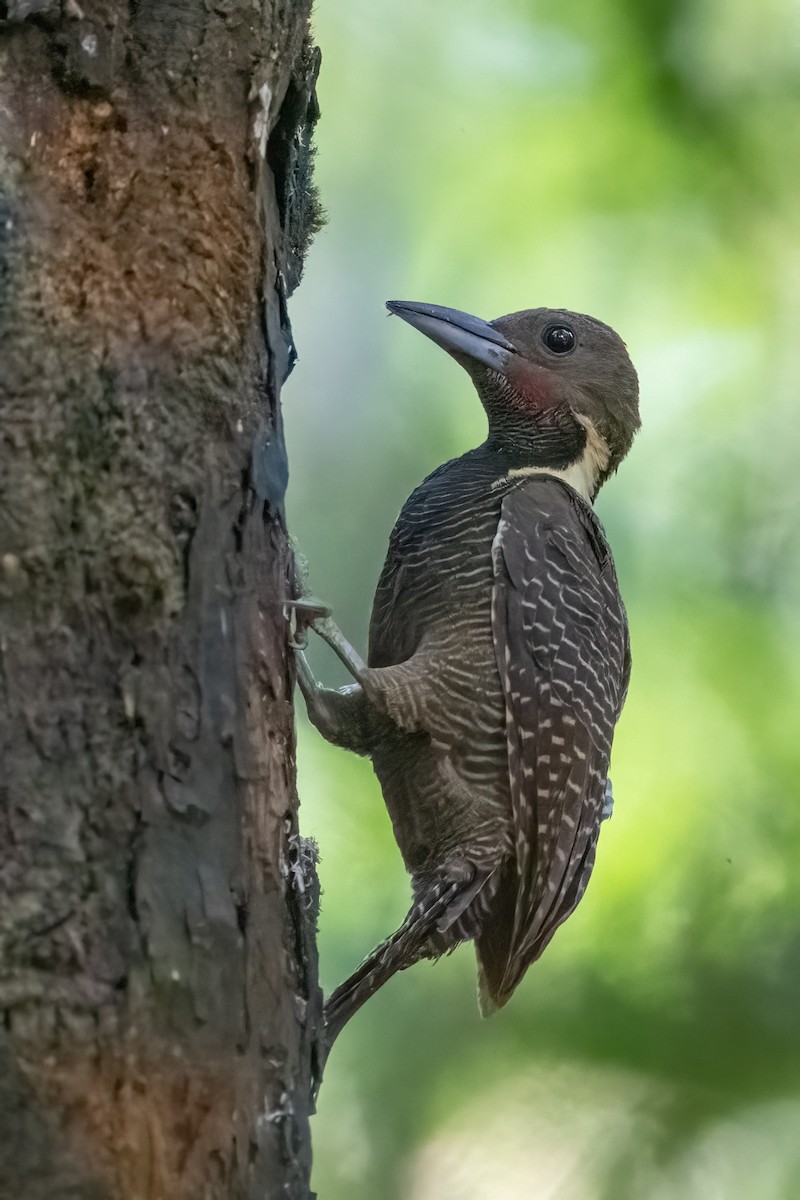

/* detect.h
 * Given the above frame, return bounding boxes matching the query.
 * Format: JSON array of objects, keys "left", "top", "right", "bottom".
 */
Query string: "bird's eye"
[{"left": 543, "top": 326, "right": 576, "bottom": 354}]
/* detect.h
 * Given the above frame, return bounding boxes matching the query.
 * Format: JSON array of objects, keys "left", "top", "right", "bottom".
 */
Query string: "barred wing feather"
[{"left": 480, "top": 477, "right": 630, "bottom": 1007}]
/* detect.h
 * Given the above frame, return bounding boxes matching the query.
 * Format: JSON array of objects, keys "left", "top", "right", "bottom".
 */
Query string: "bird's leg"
[
  {"left": 286, "top": 597, "right": 376, "bottom": 750},
  {"left": 294, "top": 647, "right": 322, "bottom": 705},
  {"left": 289, "top": 597, "right": 436, "bottom": 734},
  {"left": 310, "top": 615, "right": 367, "bottom": 682},
  {"left": 294, "top": 648, "right": 374, "bottom": 754}
]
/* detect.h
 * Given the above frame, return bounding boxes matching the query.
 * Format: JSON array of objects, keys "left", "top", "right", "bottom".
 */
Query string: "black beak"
[{"left": 386, "top": 301, "right": 516, "bottom": 371}]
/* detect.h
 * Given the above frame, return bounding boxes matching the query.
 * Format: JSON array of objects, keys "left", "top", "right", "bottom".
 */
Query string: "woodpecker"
[{"left": 295, "top": 300, "right": 640, "bottom": 1044}]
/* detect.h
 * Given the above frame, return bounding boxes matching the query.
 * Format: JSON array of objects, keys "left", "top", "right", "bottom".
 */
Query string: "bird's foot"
[
  {"left": 285, "top": 596, "right": 332, "bottom": 650},
  {"left": 284, "top": 598, "right": 365, "bottom": 683},
  {"left": 286, "top": 606, "right": 374, "bottom": 753}
]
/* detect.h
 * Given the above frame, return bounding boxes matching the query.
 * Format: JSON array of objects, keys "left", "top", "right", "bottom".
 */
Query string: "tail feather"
[
  {"left": 324, "top": 884, "right": 459, "bottom": 1045},
  {"left": 473, "top": 858, "right": 518, "bottom": 1013}
]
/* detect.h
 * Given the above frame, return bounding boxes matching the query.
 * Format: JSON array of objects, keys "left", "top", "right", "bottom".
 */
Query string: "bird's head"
[{"left": 387, "top": 300, "right": 639, "bottom": 500}]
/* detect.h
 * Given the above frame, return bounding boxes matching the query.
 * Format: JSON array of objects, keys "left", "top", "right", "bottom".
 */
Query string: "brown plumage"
[{"left": 295, "top": 300, "right": 640, "bottom": 1043}]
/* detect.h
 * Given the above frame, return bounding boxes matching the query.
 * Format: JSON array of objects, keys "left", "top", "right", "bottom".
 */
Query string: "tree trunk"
[{"left": 0, "top": 3, "right": 322, "bottom": 1197}]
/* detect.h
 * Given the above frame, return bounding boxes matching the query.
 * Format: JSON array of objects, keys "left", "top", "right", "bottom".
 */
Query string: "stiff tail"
[
  {"left": 324, "top": 885, "right": 460, "bottom": 1045},
  {"left": 473, "top": 858, "right": 518, "bottom": 1014}
]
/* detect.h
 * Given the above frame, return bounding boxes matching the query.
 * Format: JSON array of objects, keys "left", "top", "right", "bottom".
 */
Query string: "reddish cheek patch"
[{"left": 504, "top": 358, "right": 559, "bottom": 412}]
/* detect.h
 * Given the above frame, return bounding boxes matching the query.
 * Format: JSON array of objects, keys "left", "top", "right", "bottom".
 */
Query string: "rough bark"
[{"left": 0, "top": 3, "right": 322, "bottom": 1197}]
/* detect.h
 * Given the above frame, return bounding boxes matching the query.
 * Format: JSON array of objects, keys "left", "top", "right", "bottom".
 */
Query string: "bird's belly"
[
  {"left": 369, "top": 490, "right": 516, "bottom": 881},
  {"left": 371, "top": 620, "right": 511, "bottom": 881}
]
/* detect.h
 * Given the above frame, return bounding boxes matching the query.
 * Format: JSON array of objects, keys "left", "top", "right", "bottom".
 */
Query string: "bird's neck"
[{"left": 484, "top": 405, "right": 608, "bottom": 503}]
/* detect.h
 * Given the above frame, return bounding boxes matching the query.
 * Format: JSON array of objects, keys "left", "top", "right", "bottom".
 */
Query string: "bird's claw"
[{"left": 285, "top": 596, "right": 332, "bottom": 650}]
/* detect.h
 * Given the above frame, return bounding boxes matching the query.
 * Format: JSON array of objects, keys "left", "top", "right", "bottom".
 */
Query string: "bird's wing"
[
  {"left": 368, "top": 450, "right": 498, "bottom": 669},
  {"left": 368, "top": 512, "right": 421, "bottom": 668},
  {"left": 483, "top": 476, "right": 630, "bottom": 1005},
  {"left": 368, "top": 460, "right": 455, "bottom": 669}
]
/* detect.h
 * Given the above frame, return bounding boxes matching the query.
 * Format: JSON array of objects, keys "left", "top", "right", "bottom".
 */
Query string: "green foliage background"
[{"left": 284, "top": 0, "right": 800, "bottom": 1195}]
